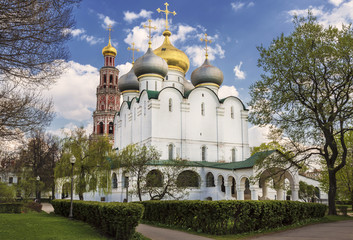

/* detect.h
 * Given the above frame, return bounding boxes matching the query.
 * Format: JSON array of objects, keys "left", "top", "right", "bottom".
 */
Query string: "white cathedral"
[{"left": 54, "top": 3, "right": 327, "bottom": 203}]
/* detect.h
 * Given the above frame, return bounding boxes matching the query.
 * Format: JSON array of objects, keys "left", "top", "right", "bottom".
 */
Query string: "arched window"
[
  {"left": 109, "top": 122, "right": 114, "bottom": 134},
  {"left": 168, "top": 144, "right": 173, "bottom": 160},
  {"left": 202, "top": 146, "right": 206, "bottom": 161},
  {"left": 231, "top": 148, "right": 236, "bottom": 162},
  {"left": 99, "top": 122, "right": 104, "bottom": 134},
  {"left": 206, "top": 172, "right": 215, "bottom": 187},
  {"left": 177, "top": 170, "right": 199, "bottom": 188},
  {"left": 146, "top": 170, "right": 163, "bottom": 187},
  {"left": 110, "top": 75, "right": 113, "bottom": 83},
  {"left": 169, "top": 98, "right": 172, "bottom": 112},
  {"left": 201, "top": 103, "right": 205, "bottom": 116},
  {"left": 104, "top": 74, "right": 106, "bottom": 83},
  {"left": 231, "top": 106, "right": 234, "bottom": 119},
  {"left": 112, "top": 173, "right": 117, "bottom": 189}
]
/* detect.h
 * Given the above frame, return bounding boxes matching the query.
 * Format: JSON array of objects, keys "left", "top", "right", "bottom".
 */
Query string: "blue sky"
[{"left": 45, "top": 0, "right": 353, "bottom": 146}]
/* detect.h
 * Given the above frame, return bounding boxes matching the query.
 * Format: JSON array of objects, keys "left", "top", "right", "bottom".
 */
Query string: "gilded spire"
[
  {"left": 143, "top": 19, "right": 157, "bottom": 48},
  {"left": 200, "top": 33, "right": 212, "bottom": 59},
  {"left": 107, "top": 24, "right": 113, "bottom": 45},
  {"left": 127, "top": 43, "right": 140, "bottom": 65},
  {"left": 102, "top": 24, "right": 117, "bottom": 56},
  {"left": 157, "top": 2, "right": 176, "bottom": 30}
]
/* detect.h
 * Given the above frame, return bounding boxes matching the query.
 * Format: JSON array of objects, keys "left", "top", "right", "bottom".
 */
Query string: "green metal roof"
[
  {"left": 146, "top": 90, "right": 160, "bottom": 99},
  {"left": 147, "top": 150, "right": 276, "bottom": 170}
]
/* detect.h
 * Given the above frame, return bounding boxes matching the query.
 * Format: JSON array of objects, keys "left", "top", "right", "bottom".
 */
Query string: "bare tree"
[{"left": 0, "top": 0, "right": 80, "bottom": 140}]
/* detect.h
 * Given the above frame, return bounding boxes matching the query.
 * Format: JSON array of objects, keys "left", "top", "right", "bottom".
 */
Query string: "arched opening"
[
  {"left": 168, "top": 144, "right": 173, "bottom": 160},
  {"left": 112, "top": 173, "right": 117, "bottom": 189},
  {"left": 99, "top": 122, "right": 104, "bottom": 134},
  {"left": 104, "top": 74, "right": 106, "bottom": 84},
  {"left": 201, "top": 146, "right": 206, "bottom": 161},
  {"left": 218, "top": 175, "right": 225, "bottom": 193},
  {"left": 177, "top": 170, "right": 200, "bottom": 188},
  {"left": 244, "top": 178, "right": 251, "bottom": 200},
  {"left": 169, "top": 98, "right": 172, "bottom": 112},
  {"left": 206, "top": 172, "right": 215, "bottom": 187},
  {"left": 110, "top": 75, "right": 113, "bottom": 83},
  {"left": 146, "top": 170, "right": 163, "bottom": 187},
  {"left": 108, "top": 122, "right": 114, "bottom": 134},
  {"left": 61, "top": 182, "right": 70, "bottom": 199}
]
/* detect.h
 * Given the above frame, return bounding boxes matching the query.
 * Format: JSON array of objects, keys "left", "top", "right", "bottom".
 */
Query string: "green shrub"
[
  {"left": 140, "top": 200, "right": 327, "bottom": 235},
  {"left": 0, "top": 203, "right": 23, "bottom": 213},
  {"left": 0, "top": 182, "right": 15, "bottom": 203},
  {"left": 52, "top": 200, "right": 144, "bottom": 240},
  {"left": 24, "top": 202, "right": 42, "bottom": 212}
]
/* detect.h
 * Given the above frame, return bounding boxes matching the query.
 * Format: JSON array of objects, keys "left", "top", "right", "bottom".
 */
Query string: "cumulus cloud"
[
  {"left": 63, "top": 28, "right": 103, "bottom": 45},
  {"left": 117, "top": 62, "right": 133, "bottom": 77},
  {"left": 185, "top": 43, "right": 225, "bottom": 67},
  {"left": 248, "top": 125, "right": 271, "bottom": 147},
  {"left": 218, "top": 85, "right": 239, "bottom": 99},
  {"left": 231, "top": 2, "right": 245, "bottom": 11},
  {"left": 123, "top": 9, "right": 153, "bottom": 23},
  {"left": 48, "top": 123, "right": 93, "bottom": 138},
  {"left": 233, "top": 61, "right": 246, "bottom": 80},
  {"left": 288, "top": 1, "right": 353, "bottom": 28},
  {"left": 44, "top": 61, "right": 99, "bottom": 122},
  {"left": 97, "top": 13, "right": 117, "bottom": 28}
]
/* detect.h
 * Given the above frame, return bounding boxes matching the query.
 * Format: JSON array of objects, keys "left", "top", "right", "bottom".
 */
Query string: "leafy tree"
[
  {"left": 0, "top": 182, "right": 15, "bottom": 203},
  {"left": 16, "top": 130, "right": 59, "bottom": 201},
  {"left": 0, "top": 0, "right": 80, "bottom": 140},
  {"left": 249, "top": 12, "right": 353, "bottom": 215},
  {"left": 54, "top": 127, "right": 113, "bottom": 200},
  {"left": 299, "top": 181, "right": 318, "bottom": 202}
]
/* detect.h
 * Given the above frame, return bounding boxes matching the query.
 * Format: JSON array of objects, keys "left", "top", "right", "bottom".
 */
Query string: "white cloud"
[
  {"left": 44, "top": 61, "right": 99, "bottom": 122},
  {"left": 117, "top": 62, "right": 133, "bottom": 77},
  {"left": 288, "top": 1, "right": 353, "bottom": 28},
  {"left": 248, "top": 2, "right": 255, "bottom": 7},
  {"left": 233, "top": 61, "right": 246, "bottom": 80},
  {"left": 71, "top": 28, "right": 85, "bottom": 37},
  {"left": 218, "top": 85, "right": 239, "bottom": 99},
  {"left": 123, "top": 9, "right": 153, "bottom": 23},
  {"left": 248, "top": 125, "right": 271, "bottom": 147},
  {"left": 64, "top": 28, "right": 103, "bottom": 45},
  {"left": 48, "top": 123, "right": 93, "bottom": 139},
  {"left": 185, "top": 43, "right": 225, "bottom": 67},
  {"left": 98, "top": 13, "right": 117, "bottom": 29},
  {"left": 329, "top": 0, "right": 345, "bottom": 6},
  {"left": 231, "top": 2, "right": 245, "bottom": 11}
]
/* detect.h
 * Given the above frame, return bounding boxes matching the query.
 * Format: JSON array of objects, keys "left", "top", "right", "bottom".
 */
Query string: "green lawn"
[{"left": 0, "top": 212, "right": 110, "bottom": 240}]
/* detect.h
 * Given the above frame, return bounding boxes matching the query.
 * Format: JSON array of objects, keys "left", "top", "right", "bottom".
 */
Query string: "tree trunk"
[
  {"left": 328, "top": 169, "right": 337, "bottom": 215},
  {"left": 51, "top": 185, "right": 55, "bottom": 200},
  {"left": 137, "top": 174, "right": 142, "bottom": 201}
]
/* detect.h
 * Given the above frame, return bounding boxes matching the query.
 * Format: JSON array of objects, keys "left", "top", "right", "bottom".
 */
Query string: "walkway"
[
  {"left": 136, "top": 224, "right": 213, "bottom": 240},
  {"left": 41, "top": 202, "right": 54, "bottom": 213},
  {"left": 249, "top": 220, "right": 353, "bottom": 240}
]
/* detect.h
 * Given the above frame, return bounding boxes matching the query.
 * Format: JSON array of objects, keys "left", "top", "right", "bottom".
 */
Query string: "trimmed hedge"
[
  {"left": 52, "top": 200, "right": 144, "bottom": 240},
  {"left": 0, "top": 203, "right": 23, "bottom": 213},
  {"left": 140, "top": 200, "right": 327, "bottom": 235}
]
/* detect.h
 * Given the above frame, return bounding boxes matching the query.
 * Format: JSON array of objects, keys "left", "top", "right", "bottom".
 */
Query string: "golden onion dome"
[
  {"left": 102, "top": 39, "right": 117, "bottom": 57},
  {"left": 153, "top": 30, "right": 190, "bottom": 74}
]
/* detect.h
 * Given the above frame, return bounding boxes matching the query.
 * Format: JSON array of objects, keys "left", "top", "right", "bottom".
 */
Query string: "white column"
[
  {"left": 292, "top": 185, "right": 299, "bottom": 201},
  {"left": 250, "top": 187, "right": 258, "bottom": 200},
  {"left": 277, "top": 189, "right": 284, "bottom": 200},
  {"left": 237, "top": 187, "right": 244, "bottom": 200},
  {"left": 225, "top": 182, "right": 232, "bottom": 200}
]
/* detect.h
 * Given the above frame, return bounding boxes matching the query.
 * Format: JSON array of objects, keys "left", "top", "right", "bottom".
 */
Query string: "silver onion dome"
[
  {"left": 118, "top": 67, "right": 139, "bottom": 92},
  {"left": 191, "top": 59, "right": 224, "bottom": 87},
  {"left": 134, "top": 48, "right": 168, "bottom": 79}
]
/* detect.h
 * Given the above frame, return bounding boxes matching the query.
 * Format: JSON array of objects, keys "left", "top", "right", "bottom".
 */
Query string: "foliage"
[
  {"left": 0, "top": 0, "right": 80, "bottom": 140},
  {"left": 23, "top": 202, "right": 42, "bottom": 213},
  {"left": 0, "top": 212, "right": 108, "bottom": 240},
  {"left": 54, "top": 127, "right": 114, "bottom": 200},
  {"left": 0, "top": 182, "right": 15, "bottom": 203},
  {"left": 52, "top": 199, "right": 144, "bottom": 240},
  {"left": 114, "top": 144, "right": 161, "bottom": 201},
  {"left": 141, "top": 200, "right": 326, "bottom": 235},
  {"left": 0, "top": 203, "right": 22, "bottom": 213},
  {"left": 16, "top": 130, "right": 59, "bottom": 200},
  {"left": 299, "top": 181, "right": 319, "bottom": 202},
  {"left": 249, "top": 12, "right": 353, "bottom": 214}
]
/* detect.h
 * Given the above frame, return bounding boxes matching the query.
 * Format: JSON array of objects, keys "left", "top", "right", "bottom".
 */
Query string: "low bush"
[
  {"left": 24, "top": 202, "right": 42, "bottom": 212},
  {"left": 0, "top": 203, "right": 23, "bottom": 213},
  {"left": 52, "top": 200, "right": 144, "bottom": 240},
  {"left": 140, "top": 200, "right": 327, "bottom": 235},
  {"left": 337, "top": 206, "right": 348, "bottom": 216}
]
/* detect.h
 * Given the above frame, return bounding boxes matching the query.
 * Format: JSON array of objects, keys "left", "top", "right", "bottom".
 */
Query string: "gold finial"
[
  {"left": 200, "top": 33, "right": 212, "bottom": 59},
  {"left": 143, "top": 19, "right": 157, "bottom": 48},
  {"left": 157, "top": 2, "right": 176, "bottom": 30},
  {"left": 127, "top": 43, "right": 140, "bottom": 65},
  {"left": 106, "top": 24, "right": 113, "bottom": 44}
]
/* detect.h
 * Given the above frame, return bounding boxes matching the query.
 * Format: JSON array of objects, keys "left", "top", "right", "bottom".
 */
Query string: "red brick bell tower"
[{"left": 92, "top": 26, "right": 120, "bottom": 143}]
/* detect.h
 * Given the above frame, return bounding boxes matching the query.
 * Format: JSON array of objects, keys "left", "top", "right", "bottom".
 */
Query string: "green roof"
[
  {"left": 147, "top": 150, "right": 276, "bottom": 170},
  {"left": 146, "top": 90, "right": 160, "bottom": 99}
]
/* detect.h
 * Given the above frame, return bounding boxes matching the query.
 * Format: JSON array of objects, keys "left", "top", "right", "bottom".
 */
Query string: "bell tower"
[{"left": 92, "top": 25, "right": 120, "bottom": 143}]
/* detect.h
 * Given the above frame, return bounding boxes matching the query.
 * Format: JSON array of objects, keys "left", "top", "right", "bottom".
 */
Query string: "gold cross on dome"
[
  {"left": 106, "top": 24, "right": 113, "bottom": 42},
  {"left": 143, "top": 19, "right": 157, "bottom": 48},
  {"left": 200, "top": 33, "right": 212, "bottom": 59},
  {"left": 157, "top": 2, "right": 176, "bottom": 30},
  {"left": 127, "top": 43, "right": 140, "bottom": 65}
]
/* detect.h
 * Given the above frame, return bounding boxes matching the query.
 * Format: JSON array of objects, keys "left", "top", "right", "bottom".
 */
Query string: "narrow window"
[
  {"left": 231, "top": 106, "right": 234, "bottom": 119},
  {"left": 124, "top": 115, "right": 126, "bottom": 127},
  {"left": 134, "top": 108, "right": 136, "bottom": 120},
  {"left": 155, "top": 81, "right": 157, "bottom": 90},
  {"left": 168, "top": 144, "right": 173, "bottom": 160},
  {"left": 112, "top": 173, "right": 117, "bottom": 189},
  {"left": 146, "top": 81, "right": 148, "bottom": 90},
  {"left": 202, "top": 146, "right": 206, "bottom": 161},
  {"left": 99, "top": 122, "right": 104, "bottom": 134},
  {"left": 201, "top": 103, "right": 205, "bottom": 116},
  {"left": 169, "top": 98, "right": 172, "bottom": 112},
  {"left": 104, "top": 75, "right": 106, "bottom": 83},
  {"left": 110, "top": 75, "right": 113, "bottom": 83},
  {"left": 173, "top": 83, "right": 175, "bottom": 88},
  {"left": 144, "top": 101, "right": 146, "bottom": 116},
  {"left": 166, "top": 75, "right": 168, "bottom": 80},
  {"left": 231, "top": 148, "right": 236, "bottom": 162},
  {"left": 109, "top": 122, "right": 114, "bottom": 134}
]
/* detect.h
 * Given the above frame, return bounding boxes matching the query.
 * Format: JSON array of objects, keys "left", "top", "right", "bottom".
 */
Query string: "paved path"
[
  {"left": 249, "top": 220, "right": 353, "bottom": 240},
  {"left": 41, "top": 202, "right": 54, "bottom": 213},
  {"left": 136, "top": 224, "right": 213, "bottom": 240}
]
